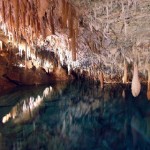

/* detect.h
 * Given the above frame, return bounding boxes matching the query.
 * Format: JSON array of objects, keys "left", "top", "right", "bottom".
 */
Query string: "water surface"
[{"left": 0, "top": 81, "right": 150, "bottom": 150}]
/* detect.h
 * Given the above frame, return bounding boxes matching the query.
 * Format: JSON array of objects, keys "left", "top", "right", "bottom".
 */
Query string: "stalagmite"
[{"left": 131, "top": 62, "right": 141, "bottom": 97}]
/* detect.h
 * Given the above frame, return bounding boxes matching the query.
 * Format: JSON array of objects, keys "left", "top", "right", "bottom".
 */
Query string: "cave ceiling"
[{"left": 0, "top": 0, "right": 150, "bottom": 76}]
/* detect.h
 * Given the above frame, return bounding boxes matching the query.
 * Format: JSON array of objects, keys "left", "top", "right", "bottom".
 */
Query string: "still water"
[{"left": 0, "top": 81, "right": 150, "bottom": 150}]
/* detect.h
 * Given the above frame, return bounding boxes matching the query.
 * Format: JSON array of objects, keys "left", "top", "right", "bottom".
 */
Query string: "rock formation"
[{"left": 0, "top": 0, "right": 150, "bottom": 93}]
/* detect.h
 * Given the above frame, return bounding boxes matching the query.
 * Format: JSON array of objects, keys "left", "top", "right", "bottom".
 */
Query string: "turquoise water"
[{"left": 0, "top": 81, "right": 150, "bottom": 150}]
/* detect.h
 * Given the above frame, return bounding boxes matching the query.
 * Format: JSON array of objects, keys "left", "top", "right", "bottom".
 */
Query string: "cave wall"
[
  {"left": 70, "top": 0, "right": 150, "bottom": 75},
  {"left": 0, "top": 0, "right": 150, "bottom": 86}
]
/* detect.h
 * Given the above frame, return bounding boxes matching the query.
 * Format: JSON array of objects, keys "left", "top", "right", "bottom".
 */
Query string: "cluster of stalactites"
[
  {"left": 0, "top": 0, "right": 38, "bottom": 44},
  {"left": 58, "top": 0, "right": 78, "bottom": 61},
  {"left": 0, "top": 0, "right": 78, "bottom": 61},
  {"left": 0, "top": 0, "right": 56, "bottom": 42}
]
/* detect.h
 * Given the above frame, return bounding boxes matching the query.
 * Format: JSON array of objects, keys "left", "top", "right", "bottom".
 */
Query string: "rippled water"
[{"left": 0, "top": 81, "right": 150, "bottom": 150}]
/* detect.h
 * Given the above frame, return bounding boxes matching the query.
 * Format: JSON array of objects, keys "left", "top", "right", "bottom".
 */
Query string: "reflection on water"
[
  {"left": 0, "top": 81, "right": 150, "bottom": 150},
  {"left": 2, "top": 86, "right": 53, "bottom": 124}
]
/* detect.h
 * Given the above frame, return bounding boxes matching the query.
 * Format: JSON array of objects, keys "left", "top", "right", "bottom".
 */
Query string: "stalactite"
[
  {"left": 121, "top": 0, "right": 127, "bottom": 39},
  {"left": 99, "top": 72, "right": 104, "bottom": 89},
  {"left": 131, "top": 62, "right": 141, "bottom": 97},
  {"left": 27, "top": 14, "right": 30, "bottom": 26},
  {"left": 41, "top": 18, "right": 46, "bottom": 39},
  {"left": 68, "top": 5, "right": 73, "bottom": 38},
  {"left": 16, "top": 0, "right": 19, "bottom": 40},
  {"left": 37, "top": 20, "right": 41, "bottom": 36},
  {"left": 75, "top": 18, "right": 79, "bottom": 37},
  {"left": 62, "top": 0, "right": 69, "bottom": 29},
  {"left": 47, "top": 6, "right": 55, "bottom": 35},
  {"left": 61, "top": 0, "right": 65, "bottom": 28},
  {"left": 30, "top": 13, "right": 33, "bottom": 28},
  {"left": 0, "top": 0, "right": 79, "bottom": 62},
  {"left": 49, "top": 8, "right": 55, "bottom": 34},
  {"left": 0, "top": 41, "right": 2, "bottom": 50},
  {"left": 32, "top": 19, "right": 36, "bottom": 38},
  {"left": 25, "top": 42, "right": 27, "bottom": 68},
  {"left": 68, "top": 5, "right": 78, "bottom": 61},
  {"left": 19, "top": 43, "right": 23, "bottom": 57},
  {"left": 147, "top": 69, "right": 150, "bottom": 100},
  {"left": 35, "top": 19, "right": 38, "bottom": 37},
  {"left": 106, "top": 2, "right": 109, "bottom": 32},
  {"left": 23, "top": 11, "right": 25, "bottom": 35},
  {"left": 2, "top": 0, "right": 5, "bottom": 23},
  {"left": 27, "top": 46, "right": 31, "bottom": 59},
  {"left": 122, "top": 60, "right": 128, "bottom": 83},
  {"left": 9, "top": 4, "right": 12, "bottom": 32},
  {"left": 71, "top": 31, "right": 76, "bottom": 61},
  {"left": 30, "top": 30, "right": 33, "bottom": 45}
]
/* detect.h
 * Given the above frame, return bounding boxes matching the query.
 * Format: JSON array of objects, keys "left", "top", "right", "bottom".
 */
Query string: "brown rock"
[
  {"left": 54, "top": 66, "right": 68, "bottom": 81},
  {"left": 6, "top": 67, "right": 54, "bottom": 85},
  {"left": 0, "top": 77, "right": 16, "bottom": 94}
]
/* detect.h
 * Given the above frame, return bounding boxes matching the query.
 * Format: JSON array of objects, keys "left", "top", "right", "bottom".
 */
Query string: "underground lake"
[{"left": 0, "top": 81, "right": 150, "bottom": 150}]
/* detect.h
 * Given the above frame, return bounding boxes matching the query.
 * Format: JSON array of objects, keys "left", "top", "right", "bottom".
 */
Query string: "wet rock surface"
[{"left": 0, "top": 49, "right": 69, "bottom": 92}]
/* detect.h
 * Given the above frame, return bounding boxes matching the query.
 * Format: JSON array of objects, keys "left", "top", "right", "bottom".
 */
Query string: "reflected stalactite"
[
  {"left": 122, "top": 89, "right": 125, "bottom": 99},
  {"left": 2, "top": 86, "right": 53, "bottom": 124},
  {"left": 131, "top": 62, "right": 141, "bottom": 97}
]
